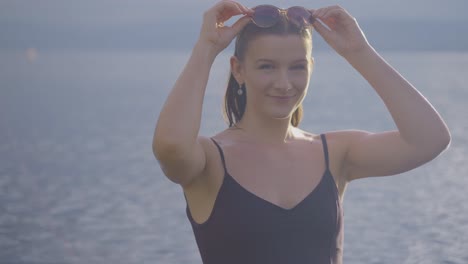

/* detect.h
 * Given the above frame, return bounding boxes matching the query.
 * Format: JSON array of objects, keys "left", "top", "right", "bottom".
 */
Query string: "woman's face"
[{"left": 233, "top": 34, "right": 313, "bottom": 121}]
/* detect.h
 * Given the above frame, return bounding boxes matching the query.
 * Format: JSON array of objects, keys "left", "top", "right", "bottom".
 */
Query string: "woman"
[{"left": 153, "top": 1, "right": 451, "bottom": 263}]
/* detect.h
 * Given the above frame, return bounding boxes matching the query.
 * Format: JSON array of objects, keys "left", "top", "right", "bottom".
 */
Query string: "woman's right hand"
[{"left": 198, "top": 0, "right": 253, "bottom": 54}]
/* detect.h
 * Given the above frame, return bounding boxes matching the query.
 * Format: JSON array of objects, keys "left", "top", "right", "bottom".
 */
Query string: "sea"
[{"left": 0, "top": 48, "right": 467, "bottom": 264}]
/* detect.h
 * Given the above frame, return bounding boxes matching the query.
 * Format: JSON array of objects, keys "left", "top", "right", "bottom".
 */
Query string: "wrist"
[
  {"left": 193, "top": 40, "right": 221, "bottom": 62},
  {"left": 343, "top": 44, "right": 376, "bottom": 65}
]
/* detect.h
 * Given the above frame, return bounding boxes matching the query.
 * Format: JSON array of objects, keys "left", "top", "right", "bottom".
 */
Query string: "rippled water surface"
[{"left": 0, "top": 50, "right": 467, "bottom": 263}]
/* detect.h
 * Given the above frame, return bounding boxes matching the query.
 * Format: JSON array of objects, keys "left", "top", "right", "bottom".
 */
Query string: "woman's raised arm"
[
  {"left": 311, "top": 6, "right": 451, "bottom": 181},
  {"left": 152, "top": 1, "right": 252, "bottom": 186}
]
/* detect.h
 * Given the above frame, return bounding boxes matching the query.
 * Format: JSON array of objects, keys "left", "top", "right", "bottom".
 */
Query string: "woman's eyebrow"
[
  {"left": 255, "top": 58, "right": 308, "bottom": 63},
  {"left": 255, "top": 59, "right": 274, "bottom": 63},
  {"left": 292, "top": 59, "right": 309, "bottom": 63}
]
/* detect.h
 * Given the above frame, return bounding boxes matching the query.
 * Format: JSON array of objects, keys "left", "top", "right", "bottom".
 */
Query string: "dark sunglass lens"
[
  {"left": 252, "top": 5, "right": 279, "bottom": 28},
  {"left": 288, "top": 7, "right": 314, "bottom": 27}
]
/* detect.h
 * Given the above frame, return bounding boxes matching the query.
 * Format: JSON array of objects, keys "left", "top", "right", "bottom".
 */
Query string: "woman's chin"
[{"left": 268, "top": 110, "right": 294, "bottom": 120}]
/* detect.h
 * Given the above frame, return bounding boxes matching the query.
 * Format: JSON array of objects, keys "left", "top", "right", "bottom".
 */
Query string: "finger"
[
  {"left": 312, "top": 18, "right": 331, "bottom": 39},
  {"left": 312, "top": 8, "right": 327, "bottom": 19},
  {"left": 322, "top": 7, "right": 347, "bottom": 21},
  {"left": 221, "top": 2, "right": 244, "bottom": 17},
  {"left": 313, "top": 5, "right": 341, "bottom": 20},
  {"left": 311, "top": 9, "right": 341, "bottom": 31},
  {"left": 222, "top": 0, "right": 253, "bottom": 16},
  {"left": 210, "top": 0, "right": 245, "bottom": 22},
  {"left": 222, "top": 0, "right": 245, "bottom": 14},
  {"left": 229, "top": 15, "right": 252, "bottom": 34},
  {"left": 230, "top": 1, "right": 254, "bottom": 15},
  {"left": 319, "top": 5, "right": 354, "bottom": 26}
]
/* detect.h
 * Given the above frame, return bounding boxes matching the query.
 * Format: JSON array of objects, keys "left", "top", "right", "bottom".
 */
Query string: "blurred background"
[
  {"left": 1, "top": 0, "right": 468, "bottom": 51},
  {"left": 1, "top": 0, "right": 467, "bottom": 263}
]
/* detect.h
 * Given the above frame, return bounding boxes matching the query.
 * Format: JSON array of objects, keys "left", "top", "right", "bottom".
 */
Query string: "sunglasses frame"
[{"left": 251, "top": 5, "right": 315, "bottom": 28}]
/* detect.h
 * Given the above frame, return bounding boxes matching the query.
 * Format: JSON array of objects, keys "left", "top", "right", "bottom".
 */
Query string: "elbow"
[
  {"left": 152, "top": 140, "right": 196, "bottom": 186},
  {"left": 152, "top": 127, "right": 182, "bottom": 161},
  {"left": 428, "top": 124, "right": 452, "bottom": 155},
  {"left": 438, "top": 125, "right": 452, "bottom": 151},
  {"left": 413, "top": 130, "right": 451, "bottom": 162},
  {"left": 152, "top": 139, "right": 181, "bottom": 162},
  {"left": 429, "top": 131, "right": 451, "bottom": 158},
  {"left": 439, "top": 132, "right": 451, "bottom": 152}
]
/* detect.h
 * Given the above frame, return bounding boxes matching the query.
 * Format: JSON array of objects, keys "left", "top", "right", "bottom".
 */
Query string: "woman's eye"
[
  {"left": 292, "top": 65, "right": 306, "bottom": 70},
  {"left": 259, "top": 64, "right": 273, "bottom": 70}
]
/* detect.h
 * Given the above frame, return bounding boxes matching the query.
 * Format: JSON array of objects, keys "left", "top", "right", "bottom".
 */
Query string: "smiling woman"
[
  {"left": 152, "top": 1, "right": 451, "bottom": 264},
  {"left": 225, "top": 19, "right": 313, "bottom": 127}
]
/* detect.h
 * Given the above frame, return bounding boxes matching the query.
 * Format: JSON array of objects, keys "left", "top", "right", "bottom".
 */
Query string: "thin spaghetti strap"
[
  {"left": 320, "top": 134, "right": 330, "bottom": 170},
  {"left": 210, "top": 138, "right": 228, "bottom": 175}
]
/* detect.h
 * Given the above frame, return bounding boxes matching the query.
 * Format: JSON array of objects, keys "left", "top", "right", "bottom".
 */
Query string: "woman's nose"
[{"left": 274, "top": 71, "right": 293, "bottom": 92}]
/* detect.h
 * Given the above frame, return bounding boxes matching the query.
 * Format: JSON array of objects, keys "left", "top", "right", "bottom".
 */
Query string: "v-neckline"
[{"left": 225, "top": 169, "right": 330, "bottom": 211}]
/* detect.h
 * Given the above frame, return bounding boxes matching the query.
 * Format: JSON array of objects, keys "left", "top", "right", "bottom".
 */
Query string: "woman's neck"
[{"left": 233, "top": 114, "right": 296, "bottom": 146}]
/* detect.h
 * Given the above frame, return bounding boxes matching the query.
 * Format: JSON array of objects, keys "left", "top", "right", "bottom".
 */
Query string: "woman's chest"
[{"left": 223, "top": 145, "right": 328, "bottom": 209}]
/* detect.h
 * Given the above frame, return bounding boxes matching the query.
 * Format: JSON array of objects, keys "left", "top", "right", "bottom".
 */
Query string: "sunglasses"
[{"left": 251, "top": 5, "right": 315, "bottom": 28}]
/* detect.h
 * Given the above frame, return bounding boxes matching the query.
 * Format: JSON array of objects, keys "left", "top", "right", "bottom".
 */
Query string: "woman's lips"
[{"left": 269, "top": 95, "right": 294, "bottom": 100}]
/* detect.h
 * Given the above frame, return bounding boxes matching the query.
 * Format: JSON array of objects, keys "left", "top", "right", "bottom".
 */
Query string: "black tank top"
[{"left": 185, "top": 134, "right": 344, "bottom": 264}]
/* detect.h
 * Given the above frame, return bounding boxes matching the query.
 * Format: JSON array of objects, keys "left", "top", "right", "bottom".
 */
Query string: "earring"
[{"left": 237, "top": 83, "right": 244, "bottom": 96}]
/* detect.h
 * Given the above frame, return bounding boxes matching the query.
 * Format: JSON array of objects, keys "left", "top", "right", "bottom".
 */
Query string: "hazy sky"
[
  {"left": 1, "top": 0, "right": 467, "bottom": 51},
  {"left": 1, "top": 0, "right": 467, "bottom": 28}
]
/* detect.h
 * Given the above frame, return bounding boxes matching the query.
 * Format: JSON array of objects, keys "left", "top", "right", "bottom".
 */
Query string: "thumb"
[
  {"left": 312, "top": 18, "right": 332, "bottom": 40},
  {"left": 230, "top": 15, "right": 252, "bottom": 35}
]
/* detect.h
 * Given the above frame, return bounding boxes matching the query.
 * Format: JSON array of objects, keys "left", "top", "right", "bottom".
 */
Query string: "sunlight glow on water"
[{"left": 0, "top": 50, "right": 467, "bottom": 263}]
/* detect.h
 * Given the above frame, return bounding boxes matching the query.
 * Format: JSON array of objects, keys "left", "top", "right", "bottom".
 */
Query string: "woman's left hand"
[{"left": 310, "top": 5, "right": 371, "bottom": 58}]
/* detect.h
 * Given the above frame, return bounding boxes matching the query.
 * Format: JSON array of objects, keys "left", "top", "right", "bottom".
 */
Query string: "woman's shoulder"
[
  {"left": 296, "top": 129, "right": 359, "bottom": 162},
  {"left": 209, "top": 127, "right": 359, "bottom": 142},
  {"left": 300, "top": 128, "right": 365, "bottom": 143},
  {"left": 292, "top": 127, "right": 349, "bottom": 144},
  {"left": 208, "top": 127, "right": 369, "bottom": 145},
  {"left": 209, "top": 127, "right": 314, "bottom": 143},
  {"left": 205, "top": 128, "right": 238, "bottom": 146},
  {"left": 293, "top": 128, "right": 319, "bottom": 141}
]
